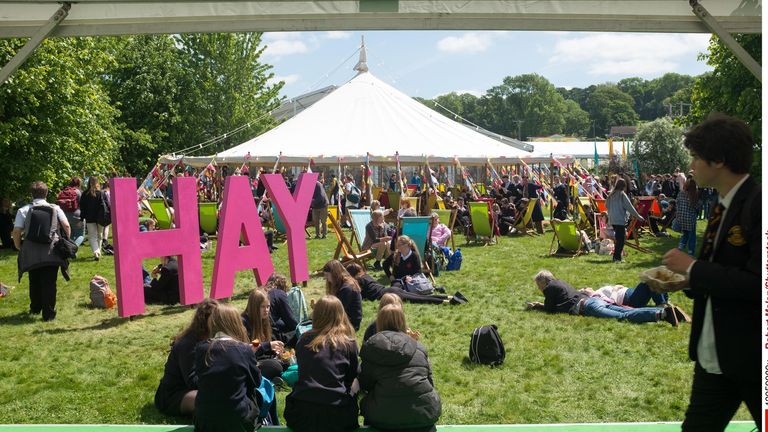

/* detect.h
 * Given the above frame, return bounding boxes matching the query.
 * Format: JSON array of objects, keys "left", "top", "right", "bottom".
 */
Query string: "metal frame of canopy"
[{"left": 0, "top": 0, "right": 763, "bottom": 85}]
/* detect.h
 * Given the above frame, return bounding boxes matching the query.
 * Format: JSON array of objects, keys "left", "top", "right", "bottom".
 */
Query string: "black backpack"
[
  {"left": 24, "top": 205, "right": 56, "bottom": 244},
  {"left": 469, "top": 325, "right": 505, "bottom": 366}
]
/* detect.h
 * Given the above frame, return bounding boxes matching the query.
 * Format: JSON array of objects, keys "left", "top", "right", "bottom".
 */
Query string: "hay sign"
[{"left": 109, "top": 173, "right": 318, "bottom": 318}]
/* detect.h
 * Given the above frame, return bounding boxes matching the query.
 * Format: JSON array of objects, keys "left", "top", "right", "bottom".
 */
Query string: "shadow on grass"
[
  {"left": 32, "top": 305, "right": 190, "bottom": 335},
  {"left": 0, "top": 311, "right": 39, "bottom": 326},
  {"left": 139, "top": 401, "right": 193, "bottom": 428}
]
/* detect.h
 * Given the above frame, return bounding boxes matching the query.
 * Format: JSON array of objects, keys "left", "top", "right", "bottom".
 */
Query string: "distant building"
[{"left": 609, "top": 126, "right": 637, "bottom": 138}]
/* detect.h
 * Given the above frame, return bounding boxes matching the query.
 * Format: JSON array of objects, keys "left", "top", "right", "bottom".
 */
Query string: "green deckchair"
[
  {"left": 512, "top": 199, "right": 537, "bottom": 236},
  {"left": 549, "top": 219, "right": 583, "bottom": 257},
  {"left": 468, "top": 201, "right": 496, "bottom": 245},
  {"left": 401, "top": 216, "right": 435, "bottom": 283},
  {"left": 147, "top": 198, "right": 172, "bottom": 229},
  {"left": 198, "top": 202, "right": 218, "bottom": 236},
  {"left": 387, "top": 192, "right": 401, "bottom": 212},
  {"left": 348, "top": 209, "right": 372, "bottom": 252},
  {"left": 433, "top": 208, "right": 456, "bottom": 250}
]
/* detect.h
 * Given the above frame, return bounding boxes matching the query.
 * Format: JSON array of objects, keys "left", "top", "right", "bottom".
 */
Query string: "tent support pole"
[
  {"left": 0, "top": 3, "right": 71, "bottom": 86},
  {"left": 689, "top": 0, "right": 761, "bottom": 83}
]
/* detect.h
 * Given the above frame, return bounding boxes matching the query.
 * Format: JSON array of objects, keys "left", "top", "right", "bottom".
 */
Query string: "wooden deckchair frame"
[
  {"left": 624, "top": 199, "right": 653, "bottom": 253},
  {"left": 327, "top": 213, "right": 373, "bottom": 268},
  {"left": 347, "top": 209, "right": 372, "bottom": 253},
  {"left": 549, "top": 219, "right": 584, "bottom": 257}
]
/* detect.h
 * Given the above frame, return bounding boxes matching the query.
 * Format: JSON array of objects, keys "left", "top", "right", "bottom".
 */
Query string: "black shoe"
[
  {"left": 672, "top": 305, "right": 691, "bottom": 323},
  {"left": 42, "top": 311, "right": 56, "bottom": 322},
  {"left": 435, "top": 286, "right": 446, "bottom": 294},
  {"left": 373, "top": 261, "right": 382, "bottom": 270},
  {"left": 453, "top": 291, "right": 469, "bottom": 303},
  {"left": 449, "top": 297, "right": 462, "bottom": 305},
  {"left": 662, "top": 305, "right": 679, "bottom": 327}
]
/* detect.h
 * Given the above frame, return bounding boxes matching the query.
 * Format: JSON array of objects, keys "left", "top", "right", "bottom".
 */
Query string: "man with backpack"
[
  {"left": 12, "top": 181, "right": 71, "bottom": 321},
  {"left": 57, "top": 177, "right": 84, "bottom": 246}
]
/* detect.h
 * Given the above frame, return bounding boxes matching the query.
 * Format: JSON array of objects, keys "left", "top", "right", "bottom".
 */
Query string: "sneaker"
[
  {"left": 449, "top": 297, "right": 463, "bottom": 305},
  {"left": 453, "top": 291, "right": 469, "bottom": 303},
  {"left": 662, "top": 305, "right": 679, "bottom": 327},
  {"left": 672, "top": 305, "right": 691, "bottom": 323}
]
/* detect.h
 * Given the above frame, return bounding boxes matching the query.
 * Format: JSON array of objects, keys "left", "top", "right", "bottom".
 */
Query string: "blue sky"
[{"left": 261, "top": 31, "right": 713, "bottom": 99}]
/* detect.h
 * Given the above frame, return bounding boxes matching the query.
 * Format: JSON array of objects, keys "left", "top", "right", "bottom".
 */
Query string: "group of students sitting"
[{"left": 154, "top": 263, "right": 443, "bottom": 432}]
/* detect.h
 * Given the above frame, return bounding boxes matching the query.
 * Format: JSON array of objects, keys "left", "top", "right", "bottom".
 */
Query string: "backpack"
[
  {"left": 56, "top": 187, "right": 79, "bottom": 213},
  {"left": 402, "top": 273, "right": 434, "bottom": 295},
  {"left": 445, "top": 247, "right": 462, "bottom": 271},
  {"left": 287, "top": 285, "right": 309, "bottom": 323},
  {"left": 348, "top": 185, "right": 361, "bottom": 204},
  {"left": 24, "top": 204, "right": 57, "bottom": 244},
  {"left": 96, "top": 193, "right": 111, "bottom": 226},
  {"left": 89, "top": 275, "right": 117, "bottom": 309},
  {"left": 469, "top": 324, "right": 505, "bottom": 366}
]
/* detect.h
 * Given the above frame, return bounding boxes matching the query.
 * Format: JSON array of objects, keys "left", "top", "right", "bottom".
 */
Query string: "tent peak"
[{"left": 353, "top": 35, "right": 368, "bottom": 75}]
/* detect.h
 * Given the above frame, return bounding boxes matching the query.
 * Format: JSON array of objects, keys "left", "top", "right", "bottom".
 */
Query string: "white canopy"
[
  {"left": 529, "top": 141, "right": 624, "bottom": 161},
  {"left": 0, "top": 1, "right": 759, "bottom": 37},
  {"left": 168, "top": 71, "right": 541, "bottom": 167}
]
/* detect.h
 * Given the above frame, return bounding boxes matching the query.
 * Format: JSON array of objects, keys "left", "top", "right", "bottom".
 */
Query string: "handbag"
[
  {"left": 402, "top": 273, "right": 434, "bottom": 295},
  {"left": 54, "top": 236, "right": 78, "bottom": 260}
]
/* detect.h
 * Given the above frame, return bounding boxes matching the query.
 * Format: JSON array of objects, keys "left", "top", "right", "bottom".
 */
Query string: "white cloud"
[
  {"left": 325, "top": 31, "right": 352, "bottom": 40},
  {"left": 263, "top": 39, "right": 308, "bottom": 58},
  {"left": 549, "top": 33, "right": 710, "bottom": 76},
  {"left": 437, "top": 32, "right": 493, "bottom": 54},
  {"left": 268, "top": 74, "right": 300, "bottom": 87}
]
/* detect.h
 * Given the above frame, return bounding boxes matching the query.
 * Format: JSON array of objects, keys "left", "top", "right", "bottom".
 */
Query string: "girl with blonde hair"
[
  {"left": 359, "top": 303, "right": 441, "bottom": 432},
  {"left": 383, "top": 235, "right": 422, "bottom": 285},
  {"left": 284, "top": 295, "right": 359, "bottom": 432},
  {"left": 194, "top": 304, "right": 264, "bottom": 432},
  {"left": 241, "top": 288, "right": 286, "bottom": 381},
  {"left": 322, "top": 260, "right": 362, "bottom": 330}
]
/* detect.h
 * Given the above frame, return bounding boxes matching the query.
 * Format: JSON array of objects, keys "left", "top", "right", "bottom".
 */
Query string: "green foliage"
[
  {"left": 633, "top": 118, "right": 689, "bottom": 175},
  {"left": 585, "top": 85, "right": 639, "bottom": 136},
  {"left": 687, "top": 34, "right": 761, "bottom": 179},
  {"left": 562, "top": 99, "right": 590, "bottom": 136},
  {"left": 619, "top": 74, "right": 695, "bottom": 120},
  {"left": 431, "top": 92, "right": 480, "bottom": 124},
  {"left": 0, "top": 38, "right": 121, "bottom": 200},
  {"left": 0, "top": 226, "right": 753, "bottom": 425}
]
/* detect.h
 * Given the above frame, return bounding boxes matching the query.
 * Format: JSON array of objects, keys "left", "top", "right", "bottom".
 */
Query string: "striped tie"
[{"left": 699, "top": 203, "right": 724, "bottom": 261}]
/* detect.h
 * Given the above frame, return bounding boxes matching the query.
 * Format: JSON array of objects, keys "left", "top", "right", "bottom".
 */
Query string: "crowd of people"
[{"left": 1, "top": 114, "right": 760, "bottom": 431}]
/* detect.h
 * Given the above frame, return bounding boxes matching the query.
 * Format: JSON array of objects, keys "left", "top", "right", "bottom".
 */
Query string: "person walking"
[
  {"left": 310, "top": 176, "right": 329, "bottom": 239},
  {"left": 79, "top": 176, "right": 109, "bottom": 261},
  {"left": 675, "top": 177, "right": 700, "bottom": 256},
  {"left": 12, "top": 181, "right": 71, "bottom": 321},
  {"left": 605, "top": 178, "right": 644, "bottom": 263}
]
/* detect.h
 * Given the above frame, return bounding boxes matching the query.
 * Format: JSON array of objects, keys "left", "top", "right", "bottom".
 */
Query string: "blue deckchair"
[
  {"left": 401, "top": 216, "right": 436, "bottom": 283},
  {"left": 348, "top": 209, "right": 372, "bottom": 252}
]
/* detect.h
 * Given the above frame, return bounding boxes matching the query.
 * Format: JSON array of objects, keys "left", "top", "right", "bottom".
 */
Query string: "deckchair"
[
  {"left": 425, "top": 194, "right": 437, "bottom": 212},
  {"left": 371, "top": 187, "right": 383, "bottom": 204},
  {"left": 549, "top": 219, "right": 584, "bottom": 257},
  {"left": 512, "top": 199, "right": 537, "bottom": 236},
  {"left": 327, "top": 206, "right": 339, "bottom": 227},
  {"left": 387, "top": 192, "right": 401, "bottom": 213},
  {"left": 436, "top": 196, "right": 445, "bottom": 209},
  {"left": 348, "top": 209, "right": 372, "bottom": 252},
  {"left": 271, "top": 202, "right": 311, "bottom": 241},
  {"left": 624, "top": 199, "right": 653, "bottom": 253},
  {"left": 327, "top": 213, "right": 373, "bottom": 268},
  {"left": 401, "top": 216, "right": 436, "bottom": 283},
  {"left": 198, "top": 202, "right": 218, "bottom": 236},
  {"left": 433, "top": 208, "right": 456, "bottom": 250},
  {"left": 147, "top": 198, "right": 173, "bottom": 229},
  {"left": 467, "top": 201, "right": 497, "bottom": 245},
  {"left": 378, "top": 191, "right": 390, "bottom": 209},
  {"left": 405, "top": 197, "right": 420, "bottom": 214},
  {"left": 593, "top": 198, "right": 607, "bottom": 214},
  {"left": 576, "top": 196, "right": 596, "bottom": 238}
]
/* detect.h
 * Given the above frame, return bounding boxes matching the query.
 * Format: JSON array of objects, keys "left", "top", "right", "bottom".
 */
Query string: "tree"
[
  {"left": 632, "top": 118, "right": 689, "bottom": 175},
  {"left": 687, "top": 34, "right": 761, "bottom": 178},
  {"left": 0, "top": 37, "right": 121, "bottom": 200},
  {"left": 585, "top": 85, "right": 639, "bottom": 137},
  {"left": 430, "top": 92, "right": 479, "bottom": 124},
  {"left": 562, "top": 99, "right": 590, "bottom": 137}
]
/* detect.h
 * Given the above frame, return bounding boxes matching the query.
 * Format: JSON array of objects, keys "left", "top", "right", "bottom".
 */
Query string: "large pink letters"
[
  {"left": 261, "top": 173, "right": 318, "bottom": 284},
  {"left": 209, "top": 176, "right": 275, "bottom": 299},
  {"left": 111, "top": 177, "right": 204, "bottom": 317}
]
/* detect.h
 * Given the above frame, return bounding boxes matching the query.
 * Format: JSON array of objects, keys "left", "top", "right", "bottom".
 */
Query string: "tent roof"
[
  {"left": 528, "top": 141, "right": 623, "bottom": 160},
  {"left": 171, "top": 71, "right": 539, "bottom": 167},
  {"left": 0, "top": 1, "right": 760, "bottom": 37}
]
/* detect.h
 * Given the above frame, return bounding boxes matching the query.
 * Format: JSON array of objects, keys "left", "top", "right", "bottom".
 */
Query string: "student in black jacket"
[
  {"left": 241, "top": 289, "right": 287, "bottom": 381},
  {"left": 154, "top": 298, "right": 218, "bottom": 417},
  {"left": 263, "top": 273, "right": 298, "bottom": 339},
  {"left": 345, "top": 263, "right": 451, "bottom": 306},
  {"left": 144, "top": 256, "right": 180, "bottom": 305},
  {"left": 194, "top": 304, "right": 265, "bottom": 432},
  {"left": 382, "top": 235, "right": 422, "bottom": 288},
  {"left": 322, "top": 260, "right": 363, "bottom": 331},
  {"left": 284, "top": 295, "right": 359, "bottom": 432}
]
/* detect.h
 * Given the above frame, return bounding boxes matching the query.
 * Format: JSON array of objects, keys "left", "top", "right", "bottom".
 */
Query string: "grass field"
[{"left": 0, "top": 222, "right": 753, "bottom": 426}]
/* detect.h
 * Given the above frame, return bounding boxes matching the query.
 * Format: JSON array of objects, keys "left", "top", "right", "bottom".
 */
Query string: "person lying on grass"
[
  {"left": 345, "top": 262, "right": 467, "bottom": 306},
  {"left": 578, "top": 282, "right": 690, "bottom": 323},
  {"left": 155, "top": 298, "right": 218, "bottom": 418},
  {"left": 525, "top": 269, "right": 684, "bottom": 326}
]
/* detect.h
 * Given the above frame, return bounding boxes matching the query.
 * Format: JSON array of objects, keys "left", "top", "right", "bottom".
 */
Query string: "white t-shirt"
[{"left": 13, "top": 199, "right": 68, "bottom": 230}]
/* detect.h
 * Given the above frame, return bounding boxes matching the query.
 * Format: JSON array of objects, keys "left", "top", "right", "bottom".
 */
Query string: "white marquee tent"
[{"left": 162, "top": 70, "right": 544, "bottom": 167}]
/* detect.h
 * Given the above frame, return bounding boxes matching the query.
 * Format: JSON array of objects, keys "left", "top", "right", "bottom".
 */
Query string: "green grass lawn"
[{"left": 0, "top": 222, "right": 753, "bottom": 426}]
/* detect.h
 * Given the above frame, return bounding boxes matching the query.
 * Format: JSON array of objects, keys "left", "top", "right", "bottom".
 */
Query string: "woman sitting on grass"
[
  {"left": 322, "top": 260, "right": 363, "bottom": 331},
  {"left": 154, "top": 298, "right": 218, "bottom": 417},
  {"left": 345, "top": 263, "right": 466, "bottom": 307},
  {"left": 284, "top": 295, "right": 360, "bottom": 432},
  {"left": 194, "top": 304, "right": 265, "bottom": 432},
  {"left": 262, "top": 273, "right": 298, "bottom": 342},
  {"left": 241, "top": 289, "right": 286, "bottom": 381},
  {"left": 383, "top": 235, "right": 422, "bottom": 287},
  {"left": 359, "top": 303, "right": 441, "bottom": 432}
]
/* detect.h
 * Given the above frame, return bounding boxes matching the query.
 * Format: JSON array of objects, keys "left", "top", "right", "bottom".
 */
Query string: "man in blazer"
[{"left": 662, "top": 114, "right": 761, "bottom": 431}]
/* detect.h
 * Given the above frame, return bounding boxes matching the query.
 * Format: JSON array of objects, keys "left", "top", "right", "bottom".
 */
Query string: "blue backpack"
[{"left": 445, "top": 247, "right": 463, "bottom": 271}]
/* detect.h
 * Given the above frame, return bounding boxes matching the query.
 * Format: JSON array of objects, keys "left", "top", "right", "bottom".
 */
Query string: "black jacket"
[
  {"left": 335, "top": 284, "right": 362, "bottom": 331},
  {"left": 686, "top": 178, "right": 760, "bottom": 381},
  {"left": 268, "top": 288, "right": 298, "bottom": 334},
  {"left": 383, "top": 252, "right": 421, "bottom": 279},
  {"left": 543, "top": 279, "right": 588, "bottom": 315},
  {"left": 154, "top": 332, "right": 199, "bottom": 416},
  {"left": 359, "top": 331, "right": 441, "bottom": 429},
  {"left": 357, "top": 274, "right": 386, "bottom": 301},
  {"left": 78, "top": 190, "right": 106, "bottom": 223},
  {"left": 289, "top": 333, "right": 358, "bottom": 406}
]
